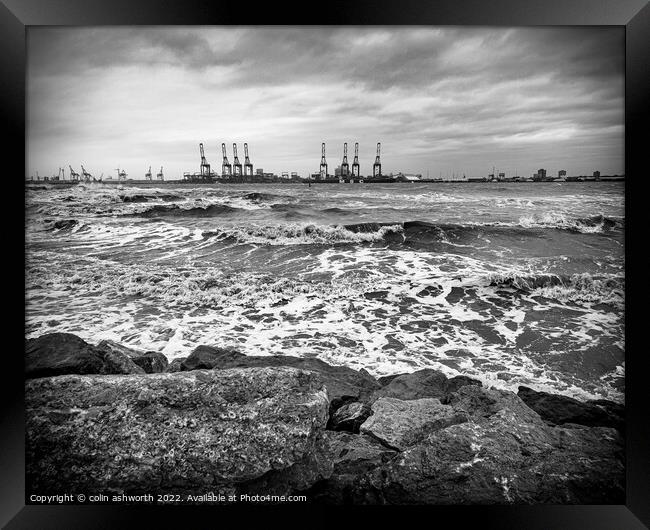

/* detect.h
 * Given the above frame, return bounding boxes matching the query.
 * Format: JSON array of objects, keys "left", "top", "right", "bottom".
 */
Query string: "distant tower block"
[
  {"left": 221, "top": 143, "right": 232, "bottom": 177},
  {"left": 145, "top": 166, "right": 152, "bottom": 180},
  {"left": 232, "top": 143, "right": 243, "bottom": 177},
  {"left": 199, "top": 143, "right": 211, "bottom": 177},
  {"left": 341, "top": 143, "right": 350, "bottom": 177},
  {"left": 244, "top": 143, "right": 253, "bottom": 176},
  {"left": 373, "top": 142, "right": 382, "bottom": 178},
  {"left": 156, "top": 166, "right": 164, "bottom": 180},
  {"left": 319, "top": 142, "right": 328, "bottom": 179},
  {"left": 352, "top": 142, "right": 360, "bottom": 178}
]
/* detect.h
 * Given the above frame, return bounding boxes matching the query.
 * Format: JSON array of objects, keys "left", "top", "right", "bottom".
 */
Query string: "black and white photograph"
[{"left": 24, "top": 24, "right": 629, "bottom": 506}]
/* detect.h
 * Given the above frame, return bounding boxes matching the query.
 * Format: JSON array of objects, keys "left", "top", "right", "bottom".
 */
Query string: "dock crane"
[
  {"left": 341, "top": 143, "right": 350, "bottom": 178},
  {"left": 221, "top": 143, "right": 232, "bottom": 178},
  {"left": 319, "top": 143, "right": 328, "bottom": 179},
  {"left": 81, "top": 165, "right": 93, "bottom": 182},
  {"left": 352, "top": 142, "right": 360, "bottom": 178},
  {"left": 244, "top": 143, "right": 253, "bottom": 177},
  {"left": 232, "top": 143, "right": 242, "bottom": 177},
  {"left": 69, "top": 166, "right": 80, "bottom": 181},
  {"left": 115, "top": 167, "right": 127, "bottom": 180},
  {"left": 156, "top": 166, "right": 164, "bottom": 180},
  {"left": 373, "top": 142, "right": 382, "bottom": 178},
  {"left": 145, "top": 166, "right": 152, "bottom": 180},
  {"left": 199, "top": 143, "right": 211, "bottom": 177}
]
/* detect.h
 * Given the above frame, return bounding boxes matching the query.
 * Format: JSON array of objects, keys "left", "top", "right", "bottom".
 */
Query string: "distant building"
[
  {"left": 593, "top": 171, "right": 601, "bottom": 180},
  {"left": 558, "top": 170, "right": 567, "bottom": 177},
  {"left": 255, "top": 168, "right": 264, "bottom": 175},
  {"left": 488, "top": 173, "right": 495, "bottom": 181},
  {"left": 538, "top": 168, "right": 547, "bottom": 179},
  {"left": 334, "top": 165, "right": 342, "bottom": 177},
  {"left": 498, "top": 172, "right": 505, "bottom": 180}
]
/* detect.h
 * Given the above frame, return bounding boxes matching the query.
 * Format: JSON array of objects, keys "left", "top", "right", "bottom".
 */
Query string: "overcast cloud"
[{"left": 27, "top": 26, "right": 624, "bottom": 179}]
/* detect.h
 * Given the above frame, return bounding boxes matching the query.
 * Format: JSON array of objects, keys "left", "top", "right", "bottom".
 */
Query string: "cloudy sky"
[{"left": 27, "top": 26, "right": 624, "bottom": 179}]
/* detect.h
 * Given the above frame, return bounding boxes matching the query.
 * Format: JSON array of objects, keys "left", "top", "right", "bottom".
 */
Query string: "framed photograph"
[{"left": 4, "top": 0, "right": 649, "bottom": 526}]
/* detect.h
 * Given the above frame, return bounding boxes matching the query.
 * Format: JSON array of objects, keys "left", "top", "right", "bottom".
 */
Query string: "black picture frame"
[{"left": 4, "top": 0, "right": 649, "bottom": 527}]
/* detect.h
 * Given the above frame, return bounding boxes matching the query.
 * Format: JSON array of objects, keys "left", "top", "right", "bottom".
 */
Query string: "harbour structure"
[
  {"left": 115, "top": 167, "right": 127, "bottom": 181},
  {"left": 352, "top": 142, "right": 360, "bottom": 178},
  {"left": 69, "top": 166, "right": 80, "bottom": 181},
  {"left": 145, "top": 166, "right": 152, "bottom": 180},
  {"left": 319, "top": 143, "right": 328, "bottom": 179},
  {"left": 340, "top": 143, "right": 350, "bottom": 178},
  {"left": 222, "top": 143, "right": 232, "bottom": 178},
  {"left": 244, "top": 143, "right": 253, "bottom": 177},
  {"left": 232, "top": 143, "right": 243, "bottom": 177},
  {"left": 199, "top": 143, "right": 212, "bottom": 177},
  {"left": 373, "top": 142, "right": 382, "bottom": 178},
  {"left": 80, "top": 165, "right": 93, "bottom": 182},
  {"left": 156, "top": 166, "right": 164, "bottom": 180}
]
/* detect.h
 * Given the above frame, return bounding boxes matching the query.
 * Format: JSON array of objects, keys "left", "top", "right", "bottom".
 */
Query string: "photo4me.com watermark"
[{"left": 28, "top": 493, "right": 308, "bottom": 504}]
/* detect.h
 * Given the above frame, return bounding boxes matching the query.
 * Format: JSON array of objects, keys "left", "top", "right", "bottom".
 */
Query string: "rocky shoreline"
[{"left": 25, "top": 333, "right": 624, "bottom": 504}]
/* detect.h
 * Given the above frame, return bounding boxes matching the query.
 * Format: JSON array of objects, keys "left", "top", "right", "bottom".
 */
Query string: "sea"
[{"left": 25, "top": 180, "right": 625, "bottom": 403}]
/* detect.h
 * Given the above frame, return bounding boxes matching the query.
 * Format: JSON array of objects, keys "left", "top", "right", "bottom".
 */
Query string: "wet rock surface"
[
  {"left": 26, "top": 367, "right": 329, "bottom": 496},
  {"left": 24, "top": 333, "right": 625, "bottom": 504}
]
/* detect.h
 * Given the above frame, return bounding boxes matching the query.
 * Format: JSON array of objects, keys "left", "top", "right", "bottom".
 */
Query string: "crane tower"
[
  {"left": 244, "top": 143, "right": 253, "bottom": 177},
  {"left": 69, "top": 166, "right": 80, "bottom": 181},
  {"left": 341, "top": 143, "right": 350, "bottom": 178},
  {"left": 199, "top": 143, "right": 211, "bottom": 177},
  {"left": 232, "top": 143, "right": 242, "bottom": 177},
  {"left": 319, "top": 143, "right": 328, "bottom": 179},
  {"left": 352, "top": 142, "right": 360, "bottom": 178},
  {"left": 156, "top": 166, "right": 164, "bottom": 180},
  {"left": 145, "top": 166, "right": 152, "bottom": 180},
  {"left": 81, "top": 165, "right": 92, "bottom": 182},
  {"left": 221, "top": 143, "right": 232, "bottom": 178},
  {"left": 373, "top": 143, "right": 382, "bottom": 178}
]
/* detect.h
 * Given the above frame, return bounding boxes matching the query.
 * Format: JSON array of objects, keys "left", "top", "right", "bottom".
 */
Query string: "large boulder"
[
  {"left": 360, "top": 397, "right": 468, "bottom": 451},
  {"left": 26, "top": 367, "right": 330, "bottom": 496},
  {"left": 132, "top": 351, "right": 168, "bottom": 373},
  {"left": 306, "top": 431, "right": 398, "bottom": 504},
  {"left": 180, "top": 345, "right": 381, "bottom": 405},
  {"left": 98, "top": 340, "right": 168, "bottom": 374},
  {"left": 166, "top": 357, "right": 187, "bottom": 373},
  {"left": 26, "top": 333, "right": 107, "bottom": 379},
  {"left": 95, "top": 340, "right": 145, "bottom": 375},
  {"left": 327, "top": 401, "right": 372, "bottom": 433},
  {"left": 362, "top": 386, "right": 624, "bottom": 504},
  {"left": 371, "top": 368, "right": 482, "bottom": 402},
  {"left": 180, "top": 345, "right": 244, "bottom": 371},
  {"left": 517, "top": 386, "right": 624, "bottom": 432}
]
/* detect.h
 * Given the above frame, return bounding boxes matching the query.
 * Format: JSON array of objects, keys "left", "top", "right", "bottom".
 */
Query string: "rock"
[
  {"left": 96, "top": 340, "right": 145, "bottom": 375},
  {"left": 306, "top": 432, "right": 397, "bottom": 504},
  {"left": 26, "top": 367, "right": 330, "bottom": 496},
  {"left": 25, "top": 333, "right": 106, "bottom": 379},
  {"left": 328, "top": 401, "right": 372, "bottom": 433},
  {"left": 180, "top": 345, "right": 244, "bottom": 371},
  {"left": 363, "top": 388, "right": 624, "bottom": 504},
  {"left": 443, "top": 384, "right": 542, "bottom": 424},
  {"left": 185, "top": 346, "right": 381, "bottom": 405},
  {"left": 166, "top": 357, "right": 187, "bottom": 373},
  {"left": 377, "top": 373, "right": 407, "bottom": 386},
  {"left": 132, "top": 351, "right": 168, "bottom": 373},
  {"left": 360, "top": 397, "right": 468, "bottom": 451},
  {"left": 517, "top": 386, "right": 624, "bottom": 432},
  {"left": 371, "top": 368, "right": 481, "bottom": 402}
]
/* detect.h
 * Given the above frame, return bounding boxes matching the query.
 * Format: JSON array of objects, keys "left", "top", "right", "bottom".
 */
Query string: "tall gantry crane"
[
  {"left": 232, "top": 143, "right": 242, "bottom": 177},
  {"left": 69, "top": 166, "right": 80, "bottom": 181},
  {"left": 221, "top": 143, "right": 232, "bottom": 177},
  {"left": 319, "top": 143, "right": 328, "bottom": 179},
  {"left": 373, "top": 142, "right": 382, "bottom": 178},
  {"left": 81, "top": 165, "right": 92, "bottom": 182},
  {"left": 244, "top": 143, "right": 253, "bottom": 177},
  {"left": 145, "top": 166, "right": 152, "bottom": 180},
  {"left": 352, "top": 142, "right": 360, "bottom": 178},
  {"left": 156, "top": 166, "right": 164, "bottom": 180},
  {"left": 199, "top": 143, "right": 211, "bottom": 177},
  {"left": 341, "top": 143, "right": 350, "bottom": 178},
  {"left": 115, "top": 167, "right": 127, "bottom": 180}
]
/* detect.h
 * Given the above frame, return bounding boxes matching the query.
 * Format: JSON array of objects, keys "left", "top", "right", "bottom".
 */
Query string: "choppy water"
[{"left": 25, "top": 181, "right": 625, "bottom": 402}]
